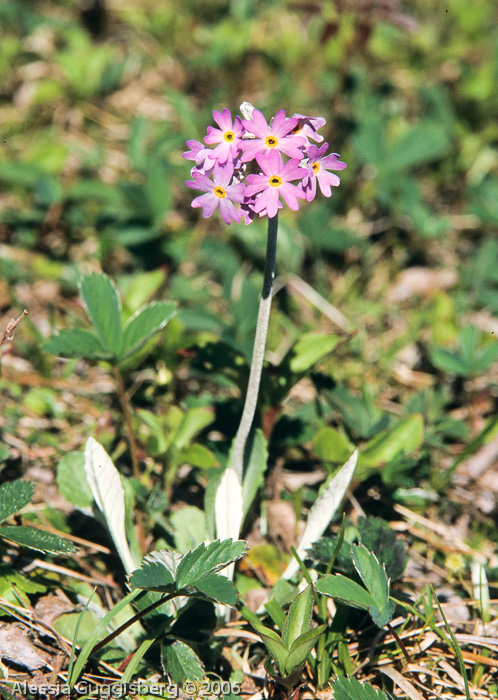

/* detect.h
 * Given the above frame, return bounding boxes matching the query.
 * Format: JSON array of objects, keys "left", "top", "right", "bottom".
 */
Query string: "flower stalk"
[{"left": 231, "top": 213, "right": 278, "bottom": 482}]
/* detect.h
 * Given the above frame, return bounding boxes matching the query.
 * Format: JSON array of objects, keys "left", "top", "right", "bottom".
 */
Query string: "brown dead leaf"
[
  {"left": 266, "top": 500, "right": 297, "bottom": 552},
  {"left": 387, "top": 266, "right": 458, "bottom": 302},
  {"left": 0, "top": 623, "right": 50, "bottom": 671}
]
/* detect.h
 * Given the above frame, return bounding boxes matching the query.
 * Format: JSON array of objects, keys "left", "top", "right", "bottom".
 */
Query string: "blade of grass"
[
  {"left": 66, "top": 588, "right": 96, "bottom": 685},
  {"left": 431, "top": 585, "right": 471, "bottom": 700}
]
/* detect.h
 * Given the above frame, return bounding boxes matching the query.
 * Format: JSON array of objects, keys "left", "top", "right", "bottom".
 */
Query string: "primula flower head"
[{"left": 184, "top": 104, "right": 346, "bottom": 225}]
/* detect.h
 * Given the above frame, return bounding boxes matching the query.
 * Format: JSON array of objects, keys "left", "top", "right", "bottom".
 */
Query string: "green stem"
[
  {"left": 231, "top": 214, "right": 278, "bottom": 482},
  {"left": 113, "top": 365, "right": 140, "bottom": 481}
]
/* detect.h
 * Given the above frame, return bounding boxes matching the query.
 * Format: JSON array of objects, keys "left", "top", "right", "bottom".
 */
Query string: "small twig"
[{"left": 0, "top": 309, "right": 28, "bottom": 347}]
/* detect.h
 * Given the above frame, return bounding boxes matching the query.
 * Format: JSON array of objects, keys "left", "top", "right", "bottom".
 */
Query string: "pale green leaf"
[
  {"left": 241, "top": 429, "right": 269, "bottom": 519},
  {"left": 170, "top": 506, "right": 206, "bottom": 553},
  {"left": 283, "top": 450, "right": 358, "bottom": 580},
  {"left": 84, "top": 437, "right": 136, "bottom": 574},
  {"left": 360, "top": 415, "right": 424, "bottom": 468},
  {"left": 312, "top": 427, "right": 354, "bottom": 463},
  {"left": 289, "top": 332, "right": 340, "bottom": 374}
]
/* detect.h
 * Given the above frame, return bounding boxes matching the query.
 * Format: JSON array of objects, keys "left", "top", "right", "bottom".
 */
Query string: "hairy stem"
[{"left": 231, "top": 214, "right": 278, "bottom": 482}]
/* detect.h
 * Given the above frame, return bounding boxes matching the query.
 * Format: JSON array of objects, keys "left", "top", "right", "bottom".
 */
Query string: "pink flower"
[
  {"left": 290, "top": 114, "right": 327, "bottom": 143},
  {"left": 186, "top": 163, "right": 246, "bottom": 225},
  {"left": 241, "top": 109, "right": 306, "bottom": 163},
  {"left": 301, "top": 143, "right": 347, "bottom": 202},
  {"left": 245, "top": 151, "right": 307, "bottom": 218},
  {"left": 204, "top": 108, "right": 244, "bottom": 165}
]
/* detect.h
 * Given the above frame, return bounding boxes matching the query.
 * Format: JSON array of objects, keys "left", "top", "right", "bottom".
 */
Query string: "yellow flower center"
[
  {"left": 224, "top": 131, "right": 235, "bottom": 143},
  {"left": 214, "top": 186, "right": 226, "bottom": 199},
  {"left": 312, "top": 161, "right": 320, "bottom": 174},
  {"left": 265, "top": 135, "right": 278, "bottom": 148},
  {"left": 269, "top": 176, "right": 282, "bottom": 188}
]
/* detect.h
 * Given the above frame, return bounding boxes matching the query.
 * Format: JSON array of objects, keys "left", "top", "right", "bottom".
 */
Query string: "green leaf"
[
  {"left": 179, "top": 443, "right": 218, "bottom": 469},
  {"left": 285, "top": 624, "right": 326, "bottom": 674},
  {"left": 241, "top": 428, "right": 268, "bottom": 519},
  {"left": 161, "top": 640, "right": 205, "bottom": 685},
  {"left": 312, "top": 427, "right": 354, "bottom": 463},
  {"left": 289, "top": 333, "right": 340, "bottom": 374},
  {"left": 351, "top": 544, "right": 395, "bottom": 627},
  {"left": 389, "top": 122, "right": 450, "bottom": 171},
  {"left": 0, "top": 526, "right": 77, "bottom": 554},
  {"left": 359, "top": 414, "right": 424, "bottom": 468},
  {"left": 120, "top": 301, "right": 176, "bottom": 361},
  {"left": 170, "top": 506, "right": 206, "bottom": 553},
  {"left": 476, "top": 341, "right": 498, "bottom": 372},
  {"left": 315, "top": 574, "right": 375, "bottom": 611},
  {"left": 282, "top": 585, "right": 314, "bottom": 649},
  {"left": 56, "top": 452, "right": 93, "bottom": 509},
  {"left": 430, "top": 348, "right": 470, "bottom": 376},
  {"left": 171, "top": 407, "right": 215, "bottom": 451},
  {"left": 129, "top": 550, "right": 177, "bottom": 591},
  {"left": 190, "top": 573, "right": 239, "bottom": 606},
  {"left": 0, "top": 480, "right": 34, "bottom": 522},
  {"left": 332, "top": 676, "right": 395, "bottom": 700},
  {"left": 80, "top": 272, "right": 122, "bottom": 357},
  {"left": 44, "top": 329, "right": 112, "bottom": 360},
  {"left": 251, "top": 623, "right": 288, "bottom": 676},
  {"left": 176, "top": 539, "right": 247, "bottom": 588}
]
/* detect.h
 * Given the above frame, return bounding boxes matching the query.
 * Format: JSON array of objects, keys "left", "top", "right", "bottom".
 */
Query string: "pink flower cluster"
[{"left": 183, "top": 107, "right": 346, "bottom": 225}]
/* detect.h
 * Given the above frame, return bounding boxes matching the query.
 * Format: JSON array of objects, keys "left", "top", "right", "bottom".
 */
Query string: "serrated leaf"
[
  {"left": 289, "top": 333, "right": 340, "bottom": 374},
  {"left": 175, "top": 539, "right": 246, "bottom": 589},
  {"left": 282, "top": 585, "right": 314, "bottom": 649},
  {"left": 120, "top": 301, "right": 176, "bottom": 361},
  {"left": 332, "top": 676, "right": 395, "bottom": 700},
  {"left": 0, "top": 480, "right": 34, "bottom": 522},
  {"left": 44, "top": 329, "right": 112, "bottom": 360},
  {"left": 315, "top": 574, "right": 375, "bottom": 611},
  {"left": 129, "top": 551, "right": 177, "bottom": 591},
  {"left": 0, "top": 526, "right": 77, "bottom": 554},
  {"left": 84, "top": 437, "right": 136, "bottom": 574},
  {"left": 80, "top": 272, "right": 122, "bottom": 357},
  {"left": 190, "top": 573, "right": 239, "bottom": 606},
  {"left": 369, "top": 600, "right": 396, "bottom": 628},
  {"left": 161, "top": 640, "right": 204, "bottom": 685},
  {"left": 283, "top": 450, "right": 358, "bottom": 580},
  {"left": 285, "top": 624, "right": 326, "bottom": 674}
]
